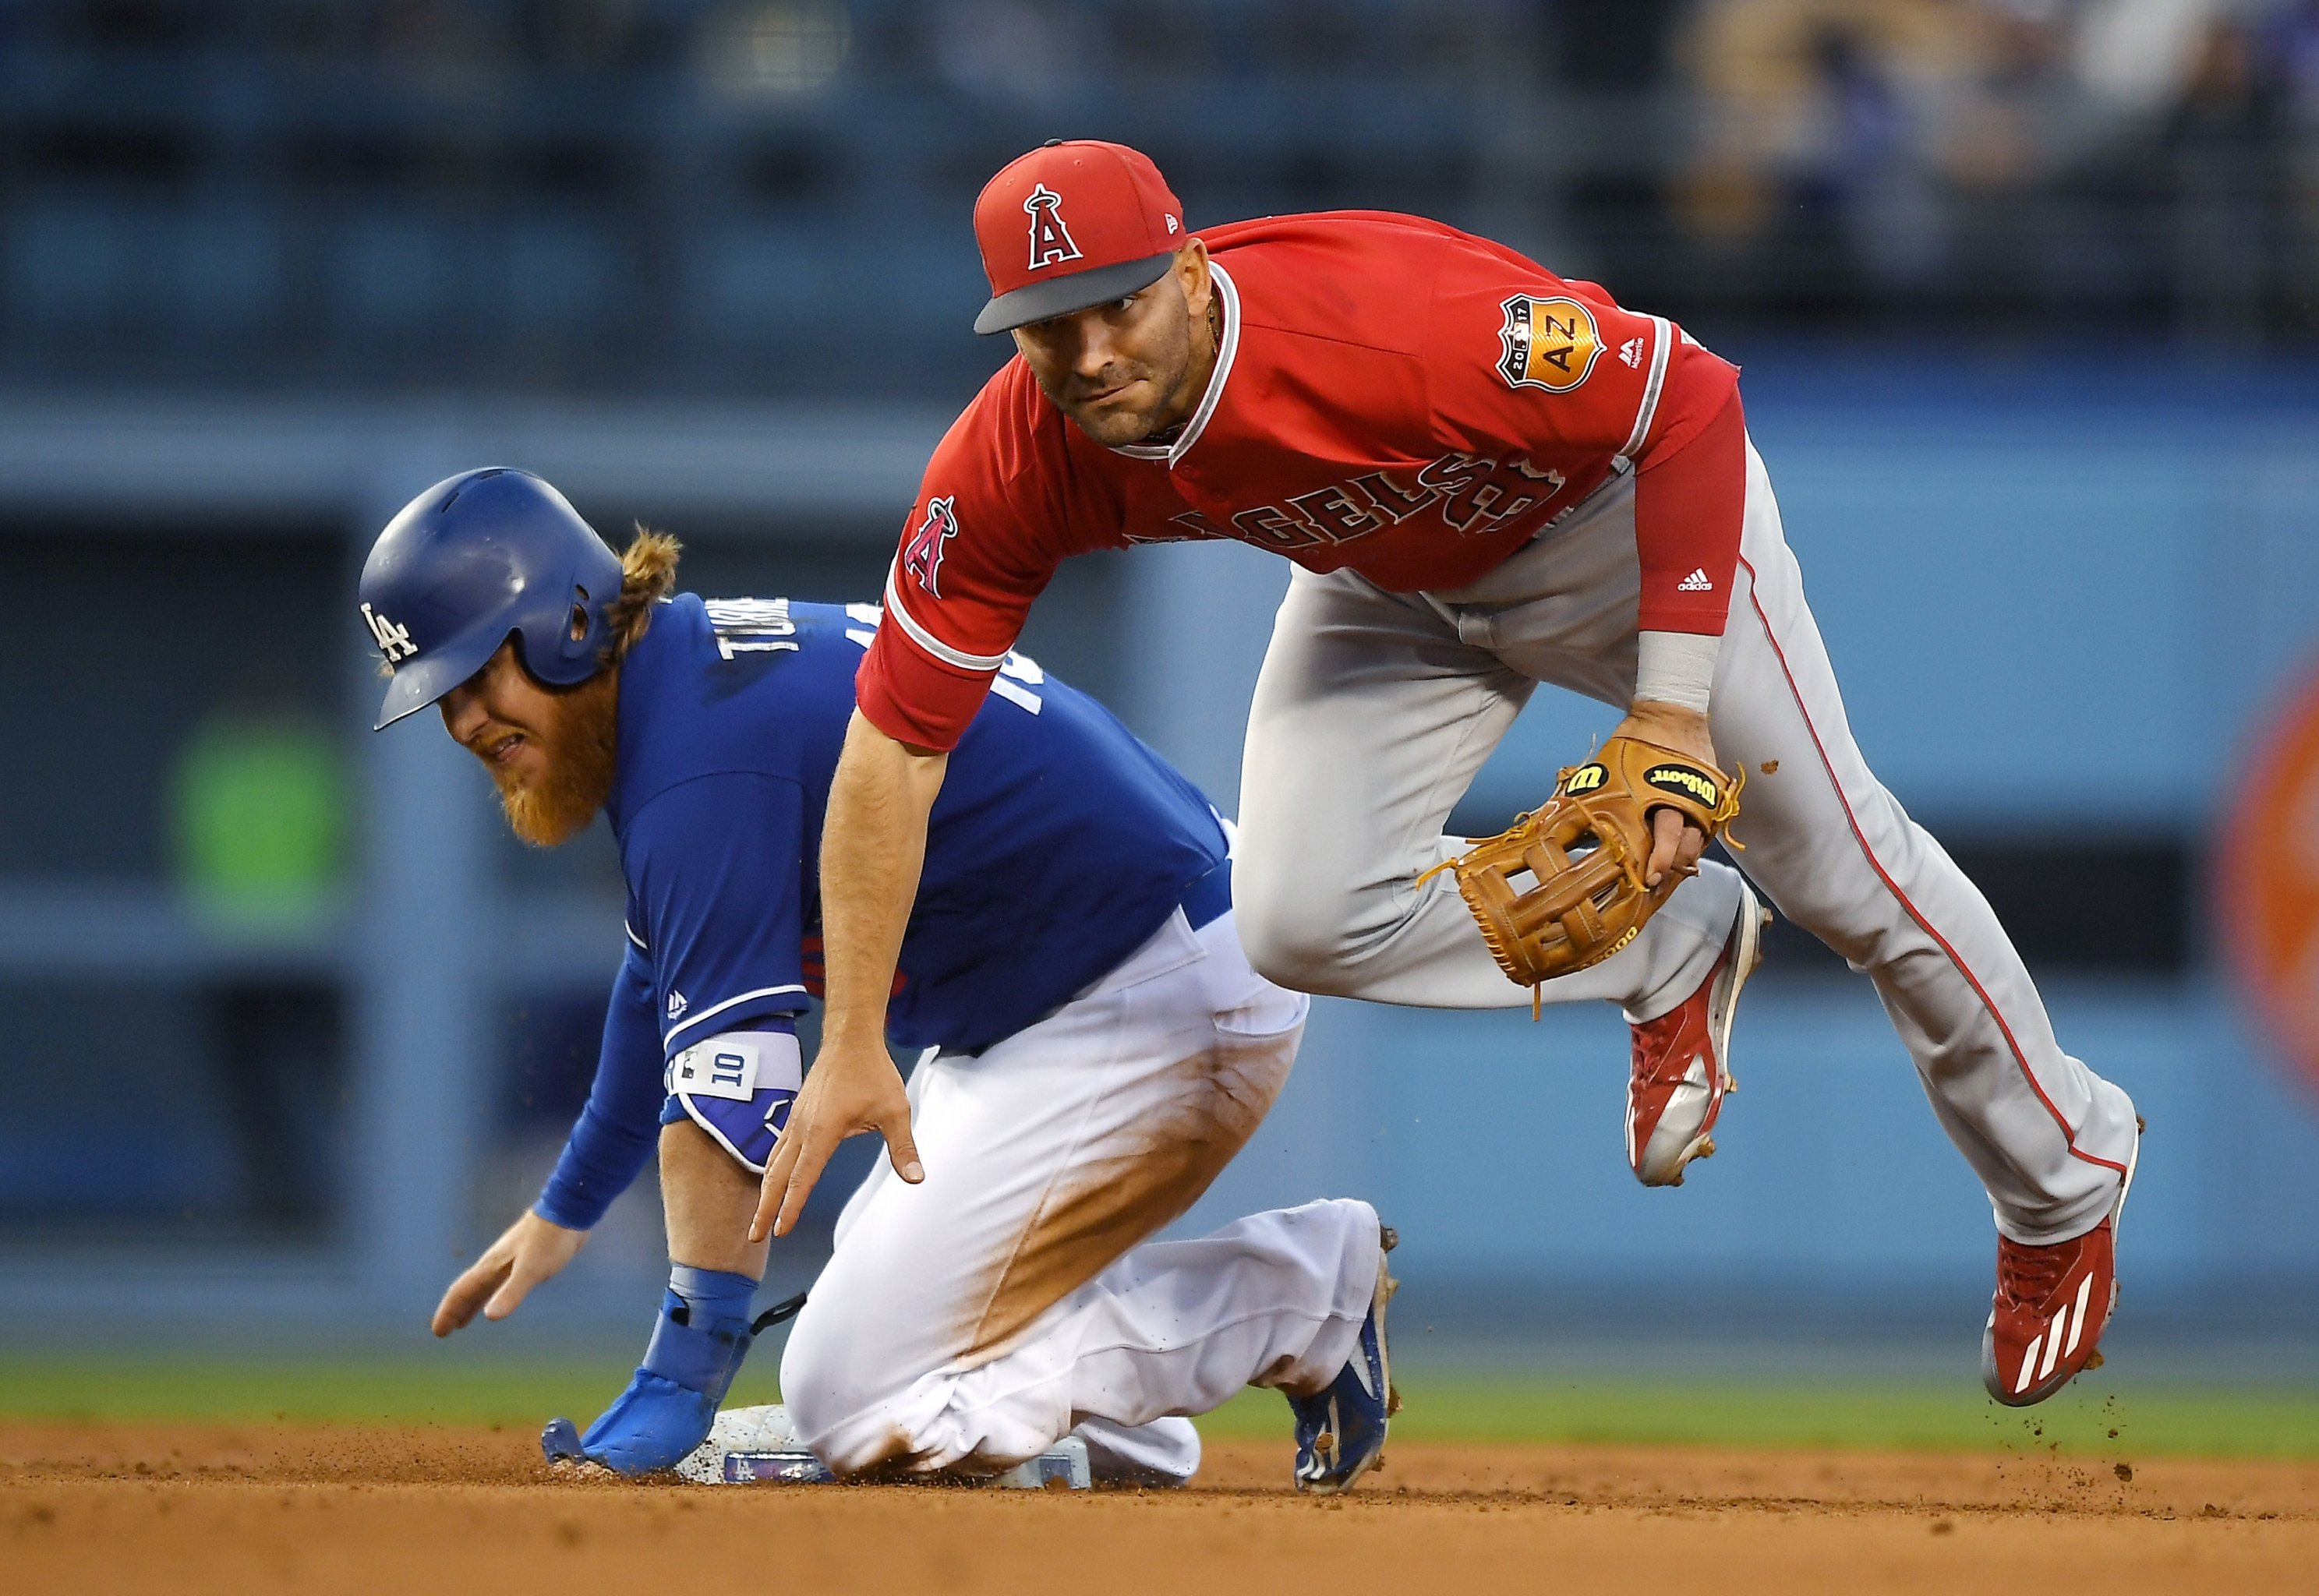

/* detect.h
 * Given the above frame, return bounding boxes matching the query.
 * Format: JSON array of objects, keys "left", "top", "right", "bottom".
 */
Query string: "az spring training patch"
[{"left": 1497, "top": 295, "right": 1603, "bottom": 394}]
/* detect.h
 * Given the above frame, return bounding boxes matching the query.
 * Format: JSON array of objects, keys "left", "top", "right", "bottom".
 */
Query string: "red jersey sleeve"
[
  {"left": 1629, "top": 387, "right": 1745, "bottom": 635},
  {"left": 855, "top": 367, "right": 1098, "bottom": 750},
  {"left": 1426, "top": 243, "right": 1745, "bottom": 635}
]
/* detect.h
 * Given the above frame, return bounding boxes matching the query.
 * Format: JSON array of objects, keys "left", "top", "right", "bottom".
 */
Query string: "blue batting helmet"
[{"left": 358, "top": 467, "right": 625, "bottom": 731}]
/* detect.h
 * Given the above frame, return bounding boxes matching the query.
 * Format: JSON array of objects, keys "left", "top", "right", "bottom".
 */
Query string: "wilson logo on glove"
[
  {"left": 1422, "top": 736, "right": 1745, "bottom": 1012},
  {"left": 1645, "top": 765, "right": 1721, "bottom": 808}
]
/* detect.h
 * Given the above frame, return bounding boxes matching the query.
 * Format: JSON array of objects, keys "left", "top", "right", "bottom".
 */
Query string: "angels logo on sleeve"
[
  {"left": 1023, "top": 184, "right": 1084, "bottom": 271},
  {"left": 902, "top": 496, "right": 960, "bottom": 596},
  {"left": 1497, "top": 295, "right": 1603, "bottom": 394}
]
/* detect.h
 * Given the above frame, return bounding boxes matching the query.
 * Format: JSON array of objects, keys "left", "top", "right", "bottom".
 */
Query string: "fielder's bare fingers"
[
  {"left": 767, "top": 1051, "right": 924, "bottom": 1238},
  {"left": 752, "top": 1041, "right": 924, "bottom": 1242},
  {"left": 753, "top": 1054, "right": 843, "bottom": 1240},
  {"left": 751, "top": 1107, "right": 811, "bottom": 1244},
  {"left": 1646, "top": 808, "right": 1707, "bottom": 888}
]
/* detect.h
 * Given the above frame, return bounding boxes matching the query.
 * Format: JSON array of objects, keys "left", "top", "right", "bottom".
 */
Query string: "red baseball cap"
[{"left": 971, "top": 139, "right": 1186, "bottom": 334}]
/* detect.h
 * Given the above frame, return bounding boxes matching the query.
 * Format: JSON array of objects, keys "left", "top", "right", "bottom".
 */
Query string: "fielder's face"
[
  {"left": 439, "top": 641, "right": 618, "bottom": 846},
  {"left": 1012, "top": 242, "right": 1216, "bottom": 448}
]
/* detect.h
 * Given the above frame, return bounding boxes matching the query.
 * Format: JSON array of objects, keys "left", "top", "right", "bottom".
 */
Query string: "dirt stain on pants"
[{"left": 963, "top": 1030, "right": 1296, "bottom": 1359}]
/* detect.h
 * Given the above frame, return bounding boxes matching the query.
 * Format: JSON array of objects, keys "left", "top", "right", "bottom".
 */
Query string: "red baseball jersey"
[{"left": 861, "top": 210, "right": 1745, "bottom": 750}]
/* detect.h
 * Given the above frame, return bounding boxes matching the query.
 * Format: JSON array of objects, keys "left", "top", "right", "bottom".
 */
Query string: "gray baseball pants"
[{"left": 1233, "top": 436, "right": 2138, "bottom": 1245}]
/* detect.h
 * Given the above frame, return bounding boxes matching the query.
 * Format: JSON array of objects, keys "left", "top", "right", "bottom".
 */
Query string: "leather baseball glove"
[{"left": 1423, "top": 736, "right": 1744, "bottom": 1002}]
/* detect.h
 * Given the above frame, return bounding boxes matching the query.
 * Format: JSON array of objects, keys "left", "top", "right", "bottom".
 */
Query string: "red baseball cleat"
[
  {"left": 1982, "top": 1121, "right": 2141, "bottom": 1406},
  {"left": 1626, "top": 884, "right": 1768, "bottom": 1187}
]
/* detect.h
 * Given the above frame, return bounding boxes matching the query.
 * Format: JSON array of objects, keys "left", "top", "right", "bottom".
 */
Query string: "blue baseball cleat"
[
  {"left": 1289, "top": 1223, "right": 1398, "bottom": 1496},
  {"left": 562, "top": 1368, "right": 728, "bottom": 1476},
  {"left": 539, "top": 1266, "right": 760, "bottom": 1477},
  {"left": 539, "top": 1416, "right": 587, "bottom": 1464}
]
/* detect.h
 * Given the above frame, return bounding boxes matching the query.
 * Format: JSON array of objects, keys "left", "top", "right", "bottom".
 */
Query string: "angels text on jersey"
[{"left": 1119, "top": 453, "right": 1569, "bottom": 552}]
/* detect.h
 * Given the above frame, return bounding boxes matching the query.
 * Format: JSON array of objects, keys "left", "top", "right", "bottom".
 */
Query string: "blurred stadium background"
[{"left": 3, "top": 0, "right": 2319, "bottom": 1435}]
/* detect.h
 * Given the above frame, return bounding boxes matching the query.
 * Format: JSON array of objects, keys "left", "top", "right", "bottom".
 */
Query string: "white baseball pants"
[
  {"left": 777, "top": 906, "right": 1384, "bottom": 1480},
  {"left": 1234, "top": 437, "right": 2138, "bottom": 1245}
]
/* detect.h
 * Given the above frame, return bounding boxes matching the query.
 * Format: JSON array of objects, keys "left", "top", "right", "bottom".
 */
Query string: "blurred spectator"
[
  {"left": 2267, "top": 0, "right": 2319, "bottom": 126},
  {"left": 2258, "top": 0, "right": 2319, "bottom": 293},
  {"left": 1674, "top": 0, "right": 2284, "bottom": 309},
  {"left": 0, "top": 0, "right": 2313, "bottom": 385},
  {"left": 2164, "top": 9, "right": 2275, "bottom": 341},
  {"left": 1677, "top": 0, "right": 1987, "bottom": 284},
  {"left": 2073, "top": 0, "right": 2234, "bottom": 117}
]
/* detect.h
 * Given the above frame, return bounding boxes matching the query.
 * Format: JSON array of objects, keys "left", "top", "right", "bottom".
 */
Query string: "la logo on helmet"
[
  {"left": 1023, "top": 184, "right": 1083, "bottom": 271},
  {"left": 362, "top": 602, "right": 417, "bottom": 664}
]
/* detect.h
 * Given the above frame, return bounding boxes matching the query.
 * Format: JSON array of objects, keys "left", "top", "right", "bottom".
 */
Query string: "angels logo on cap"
[
  {"left": 972, "top": 140, "right": 1186, "bottom": 334},
  {"left": 1023, "top": 185, "right": 1083, "bottom": 271}
]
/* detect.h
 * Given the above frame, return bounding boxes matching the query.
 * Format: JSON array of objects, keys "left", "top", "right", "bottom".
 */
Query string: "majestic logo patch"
[
  {"left": 902, "top": 496, "right": 960, "bottom": 596},
  {"left": 1497, "top": 295, "right": 1603, "bottom": 394},
  {"left": 361, "top": 602, "right": 417, "bottom": 666},
  {"left": 666, "top": 990, "right": 688, "bottom": 1019},
  {"left": 1645, "top": 764, "right": 1721, "bottom": 808},
  {"left": 1023, "top": 184, "right": 1083, "bottom": 272},
  {"left": 1619, "top": 336, "right": 1646, "bottom": 369},
  {"left": 1562, "top": 763, "right": 1608, "bottom": 796}
]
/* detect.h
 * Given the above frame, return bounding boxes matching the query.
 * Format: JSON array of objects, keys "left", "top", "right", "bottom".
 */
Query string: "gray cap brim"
[
  {"left": 973, "top": 251, "right": 1177, "bottom": 335},
  {"left": 371, "top": 623, "right": 511, "bottom": 732}
]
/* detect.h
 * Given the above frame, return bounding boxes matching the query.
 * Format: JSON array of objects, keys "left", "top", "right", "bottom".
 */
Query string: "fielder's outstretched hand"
[
  {"left": 752, "top": 1035, "right": 923, "bottom": 1242},
  {"left": 432, "top": 1209, "right": 587, "bottom": 1336}
]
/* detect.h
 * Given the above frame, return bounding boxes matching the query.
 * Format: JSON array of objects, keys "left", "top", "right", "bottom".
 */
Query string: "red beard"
[{"left": 486, "top": 669, "right": 620, "bottom": 847}]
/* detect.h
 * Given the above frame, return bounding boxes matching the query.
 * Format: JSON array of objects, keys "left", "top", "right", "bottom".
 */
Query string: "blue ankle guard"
[
  {"left": 570, "top": 1266, "right": 761, "bottom": 1474},
  {"left": 641, "top": 1265, "right": 759, "bottom": 1396}
]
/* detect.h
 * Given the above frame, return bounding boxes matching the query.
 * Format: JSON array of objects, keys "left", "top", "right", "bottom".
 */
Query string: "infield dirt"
[{"left": 5, "top": 1419, "right": 2316, "bottom": 1593}]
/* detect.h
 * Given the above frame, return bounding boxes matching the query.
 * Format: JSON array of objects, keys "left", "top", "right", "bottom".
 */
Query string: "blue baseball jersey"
[{"left": 534, "top": 593, "right": 1228, "bottom": 1229}]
